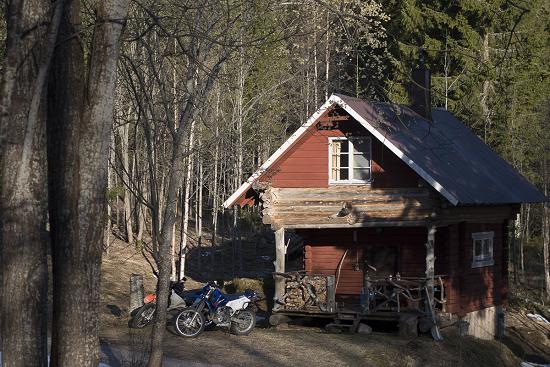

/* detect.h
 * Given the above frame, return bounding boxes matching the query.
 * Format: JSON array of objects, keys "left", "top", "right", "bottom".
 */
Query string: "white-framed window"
[
  {"left": 329, "top": 137, "right": 372, "bottom": 184},
  {"left": 471, "top": 231, "right": 494, "bottom": 268}
]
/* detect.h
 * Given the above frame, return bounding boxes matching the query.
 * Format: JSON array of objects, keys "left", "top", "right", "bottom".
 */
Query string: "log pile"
[{"left": 277, "top": 272, "right": 335, "bottom": 312}]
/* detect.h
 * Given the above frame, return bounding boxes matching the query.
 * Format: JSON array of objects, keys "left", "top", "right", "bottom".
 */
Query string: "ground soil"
[{"left": 99, "top": 239, "right": 545, "bottom": 367}]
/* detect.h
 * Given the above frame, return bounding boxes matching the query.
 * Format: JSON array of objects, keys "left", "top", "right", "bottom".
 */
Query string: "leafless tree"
[
  {"left": 47, "top": 0, "right": 129, "bottom": 365},
  {"left": 0, "top": 0, "right": 61, "bottom": 365}
]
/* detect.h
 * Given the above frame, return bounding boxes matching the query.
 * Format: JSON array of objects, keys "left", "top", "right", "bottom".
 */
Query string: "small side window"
[{"left": 471, "top": 232, "right": 494, "bottom": 268}]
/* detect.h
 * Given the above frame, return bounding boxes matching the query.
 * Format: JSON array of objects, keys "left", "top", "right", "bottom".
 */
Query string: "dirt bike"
[
  {"left": 174, "top": 282, "right": 260, "bottom": 338},
  {"left": 129, "top": 278, "right": 201, "bottom": 329}
]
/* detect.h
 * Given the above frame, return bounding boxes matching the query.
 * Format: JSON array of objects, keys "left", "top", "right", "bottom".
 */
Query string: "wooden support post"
[
  {"left": 425, "top": 225, "right": 436, "bottom": 304},
  {"left": 273, "top": 227, "right": 285, "bottom": 309},
  {"left": 129, "top": 274, "right": 144, "bottom": 314}
]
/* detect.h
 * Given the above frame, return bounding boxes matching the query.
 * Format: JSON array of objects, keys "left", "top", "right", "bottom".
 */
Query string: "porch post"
[
  {"left": 425, "top": 225, "right": 436, "bottom": 303},
  {"left": 273, "top": 227, "right": 285, "bottom": 309}
]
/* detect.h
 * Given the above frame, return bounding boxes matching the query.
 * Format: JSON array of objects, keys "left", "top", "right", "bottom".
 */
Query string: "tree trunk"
[
  {"left": 47, "top": 1, "right": 128, "bottom": 366},
  {"left": 129, "top": 274, "right": 144, "bottom": 313},
  {"left": 313, "top": 6, "right": 318, "bottom": 107},
  {"left": 211, "top": 90, "right": 220, "bottom": 269},
  {"left": 170, "top": 50, "right": 179, "bottom": 281},
  {"left": 147, "top": 95, "right": 199, "bottom": 367},
  {"left": 197, "top": 133, "right": 203, "bottom": 272},
  {"left": 147, "top": 149, "right": 186, "bottom": 367},
  {"left": 480, "top": 32, "right": 492, "bottom": 142},
  {"left": 544, "top": 201, "right": 549, "bottom": 297},
  {"left": 105, "top": 131, "right": 115, "bottom": 252},
  {"left": 120, "top": 116, "right": 134, "bottom": 244},
  {"left": 543, "top": 156, "right": 550, "bottom": 297},
  {"left": 0, "top": 0, "right": 60, "bottom": 365},
  {"left": 519, "top": 203, "right": 530, "bottom": 281},
  {"left": 171, "top": 195, "right": 178, "bottom": 280},
  {"left": 324, "top": 10, "right": 330, "bottom": 100},
  {"left": 179, "top": 119, "right": 196, "bottom": 280}
]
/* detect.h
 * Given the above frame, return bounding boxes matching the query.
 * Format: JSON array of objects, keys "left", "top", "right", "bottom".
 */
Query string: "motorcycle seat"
[
  {"left": 223, "top": 292, "right": 247, "bottom": 301},
  {"left": 223, "top": 289, "right": 256, "bottom": 301}
]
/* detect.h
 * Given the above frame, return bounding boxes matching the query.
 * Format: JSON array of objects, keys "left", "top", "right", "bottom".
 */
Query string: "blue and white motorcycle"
[{"left": 174, "top": 282, "right": 260, "bottom": 337}]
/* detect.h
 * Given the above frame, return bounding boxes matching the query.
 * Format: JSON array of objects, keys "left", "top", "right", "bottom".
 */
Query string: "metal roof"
[
  {"left": 223, "top": 93, "right": 546, "bottom": 208},
  {"left": 336, "top": 93, "right": 546, "bottom": 205}
]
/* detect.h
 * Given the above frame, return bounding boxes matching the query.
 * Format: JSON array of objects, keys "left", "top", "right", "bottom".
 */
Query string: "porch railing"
[{"left": 362, "top": 275, "right": 447, "bottom": 314}]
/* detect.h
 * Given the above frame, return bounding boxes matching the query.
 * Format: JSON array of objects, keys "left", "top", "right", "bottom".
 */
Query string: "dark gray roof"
[{"left": 336, "top": 93, "right": 547, "bottom": 205}]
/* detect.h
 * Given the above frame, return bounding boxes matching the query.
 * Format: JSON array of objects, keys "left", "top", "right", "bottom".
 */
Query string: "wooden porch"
[{"left": 270, "top": 269, "right": 446, "bottom": 338}]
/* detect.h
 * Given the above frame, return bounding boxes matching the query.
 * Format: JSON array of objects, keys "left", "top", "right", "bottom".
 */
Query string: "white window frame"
[
  {"left": 328, "top": 136, "right": 372, "bottom": 184},
  {"left": 471, "top": 231, "right": 494, "bottom": 268}
]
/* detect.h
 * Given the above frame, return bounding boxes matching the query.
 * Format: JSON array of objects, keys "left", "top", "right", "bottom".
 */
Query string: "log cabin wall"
[
  {"left": 300, "top": 221, "right": 508, "bottom": 315},
  {"left": 262, "top": 186, "right": 434, "bottom": 229},
  {"left": 265, "top": 120, "right": 420, "bottom": 188},
  {"left": 437, "top": 222, "right": 508, "bottom": 315},
  {"left": 300, "top": 227, "right": 429, "bottom": 299}
]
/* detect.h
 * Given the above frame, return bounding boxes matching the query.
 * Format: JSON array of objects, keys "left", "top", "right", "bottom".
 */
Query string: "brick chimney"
[{"left": 410, "top": 48, "right": 432, "bottom": 120}]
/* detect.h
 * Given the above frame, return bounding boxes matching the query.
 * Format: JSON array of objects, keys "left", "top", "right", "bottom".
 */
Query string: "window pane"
[
  {"left": 340, "top": 154, "right": 349, "bottom": 168},
  {"left": 331, "top": 154, "right": 339, "bottom": 169},
  {"left": 340, "top": 140, "right": 349, "bottom": 153},
  {"left": 353, "top": 168, "right": 371, "bottom": 181},
  {"left": 352, "top": 138, "right": 370, "bottom": 153},
  {"left": 483, "top": 239, "right": 490, "bottom": 256},
  {"left": 331, "top": 168, "right": 339, "bottom": 181},
  {"left": 340, "top": 168, "right": 349, "bottom": 180},
  {"left": 354, "top": 153, "right": 370, "bottom": 168},
  {"left": 331, "top": 140, "right": 342, "bottom": 154},
  {"left": 474, "top": 240, "right": 482, "bottom": 257}
]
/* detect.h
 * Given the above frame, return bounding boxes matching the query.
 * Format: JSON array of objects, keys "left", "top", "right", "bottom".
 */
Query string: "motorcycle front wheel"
[
  {"left": 175, "top": 309, "right": 205, "bottom": 338},
  {"left": 230, "top": 309, "right": 256, "bottom": 336},
  {"left": 129, "top": 303, "right": 156, "bottom": 329}
]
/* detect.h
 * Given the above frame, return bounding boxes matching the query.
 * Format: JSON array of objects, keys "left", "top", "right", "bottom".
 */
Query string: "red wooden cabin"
[{"left": 223, "top": 69, "right": 546, "bottom": 339}]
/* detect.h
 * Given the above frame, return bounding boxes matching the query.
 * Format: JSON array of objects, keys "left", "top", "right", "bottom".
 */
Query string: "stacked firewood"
[{"left": 282, "top": 273, "right": 328, "bottom": 311}]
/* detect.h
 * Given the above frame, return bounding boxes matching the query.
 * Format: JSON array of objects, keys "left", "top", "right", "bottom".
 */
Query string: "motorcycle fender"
[
  {"left": 143, "top": 293, "right": 156, "bottom": 304},
  {"left": 226, "top": 296, "right": 250, "bottom": 312}
]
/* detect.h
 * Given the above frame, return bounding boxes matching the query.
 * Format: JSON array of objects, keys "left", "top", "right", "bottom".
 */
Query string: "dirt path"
[
  {"left": 100, "top": 240, "right": 521, "bottom": 367},
  {"left": 101, "top": 317, "right": 521, "bottom": 367},
  {"left": 100, "top": 341, "right": 222, "bottom": 367}
]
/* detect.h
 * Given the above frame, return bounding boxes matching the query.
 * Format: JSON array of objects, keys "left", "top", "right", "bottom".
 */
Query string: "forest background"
[{"left": 102, "top": 0, "right": 550, "bottom": 289}]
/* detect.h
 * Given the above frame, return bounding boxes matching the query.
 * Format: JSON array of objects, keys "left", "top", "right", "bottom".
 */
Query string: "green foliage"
[
  {"left": 107, "top": 186, "right": 124, "bottom": 202},
  {"left": 381, "top": 0, "right": 550, "bottom": 192}
]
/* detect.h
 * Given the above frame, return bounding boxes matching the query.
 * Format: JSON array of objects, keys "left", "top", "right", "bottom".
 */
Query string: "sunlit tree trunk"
[
  {"left": 325, "top": 10, "right": 330, "bottom": 100},
  {"left": 179, "top": 119, "right": 196, "bottom": 280},
  {"left": 197, "top": 133, "right": 204, "bottom": 262}
]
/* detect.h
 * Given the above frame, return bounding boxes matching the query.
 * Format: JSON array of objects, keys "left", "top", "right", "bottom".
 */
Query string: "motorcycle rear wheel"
[
  {"left": 230, "top": 309, "right": 256, "bottom": 336},
  {"left": 175, "top": 309, "right": 205, "bottom": 338},
  {"left": 129, "top": 303, "right": 156, "bottom": 329}
]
